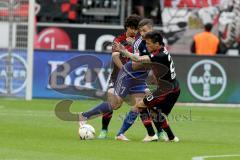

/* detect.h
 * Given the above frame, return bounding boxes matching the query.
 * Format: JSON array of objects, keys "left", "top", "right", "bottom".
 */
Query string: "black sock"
[
  {"left": 102, "top": 111, "right": 113, "bottom": 130},
  {"left": 162, "top": 118, "right": 175, "bottom": 140},
  {"left": 150, "top": 109, "right": 163, "bottom": 133},
  {"left": 140, "top": 109, "right": 155, "bottom": 136},
  {"left": 153, "top": 121, "right": 163, "bottom": 133}
]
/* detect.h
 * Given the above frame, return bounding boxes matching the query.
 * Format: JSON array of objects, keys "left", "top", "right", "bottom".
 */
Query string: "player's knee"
[
  {"left": 107, "top": 89, "right": 114, "bottom": 100},
  {"left": 112, "top": 103, "right": 121, "bottom": 110},
  {"left": 136, "top": 100, "right": 146, "bottom": 108},
  {"left": 111, "top": 103, "right": 120, "bottom": 110},
  {"left": 110, "top": 99, "right": 122, "bottom": 110}
]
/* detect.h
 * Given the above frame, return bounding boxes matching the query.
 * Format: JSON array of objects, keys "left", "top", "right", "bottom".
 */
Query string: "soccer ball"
[{"left": 78, "top": 124, "right": 95, "bottom": 140}]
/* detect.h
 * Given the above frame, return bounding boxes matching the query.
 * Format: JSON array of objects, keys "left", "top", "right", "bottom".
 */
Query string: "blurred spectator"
[
  {"left": 191, "top": 23, "right": 220, "bottom": 55},
  {"left": 223, "top": 40, "right": 240, "bottom": 56},
  {"left": 36, "top": 0, "right": 58, "bottom": 22},
  {"left": 132, "top": 0, "right": 145, "bottom": 17},
  {"left": 132, "top": 0, "right": 162, "bottom": 25}
]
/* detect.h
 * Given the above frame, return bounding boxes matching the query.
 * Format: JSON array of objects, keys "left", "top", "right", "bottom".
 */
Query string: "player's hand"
[
  {"left": 113, "top": 42, "right": 125, "bottom": 52},
  {"left": 126, "top": 37, "right": 135, "bottom": 45}
]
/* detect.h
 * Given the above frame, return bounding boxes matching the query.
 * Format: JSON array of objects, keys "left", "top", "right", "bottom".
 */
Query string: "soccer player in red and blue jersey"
[{"left": 98, "top": 14, "right": 142, "bottom": 139}]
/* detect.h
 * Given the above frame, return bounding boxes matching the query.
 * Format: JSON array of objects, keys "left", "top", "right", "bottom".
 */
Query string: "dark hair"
[
  {"left": 124, "top": 14, "right": 142, "bottom": 30},
  {"left": 145, "top": 30, "right": 164, "bottom": 46},
  {"left": 204, "top": 23, "right": 213, "bottom": 32},
  {"left": 138, "top": 18, "right": 154, "bottom": 29}
]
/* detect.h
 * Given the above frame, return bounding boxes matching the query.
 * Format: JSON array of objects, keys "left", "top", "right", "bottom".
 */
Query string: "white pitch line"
[
  {"left": 192, "top": 154, "right": 240, "bottom": 160},
  {"left": 177, "top": 103, "right": 240, "bottom": 108},
  {"left": 0, "top": 112, "right": 54, "bottom": 117}
]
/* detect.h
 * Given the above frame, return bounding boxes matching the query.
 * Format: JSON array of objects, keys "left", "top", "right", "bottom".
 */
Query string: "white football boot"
[
  {"left": 115, "top": 134, "right": 130, "bottom": 141},
  {"left": 142, "top": 134, "right": 158, "bottom": 142}
]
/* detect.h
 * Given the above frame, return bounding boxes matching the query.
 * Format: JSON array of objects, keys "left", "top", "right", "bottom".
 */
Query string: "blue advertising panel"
[
  {"left": 0, "top": 50, "right": 27, "bottom": 98},
  {"left": 33, "top": 50, "right": 112, "bottom": 99},
  {"left": 33, "top": 50, "right": 240, "bottom": 104}
]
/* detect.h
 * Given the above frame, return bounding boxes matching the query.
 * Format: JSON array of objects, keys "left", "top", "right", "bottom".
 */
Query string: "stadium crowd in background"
[
  {"left": 28, "top": 0, "right": 238, "bottom": 56},
  {"left": 132, "top": 0, "right": 162, "bottom": 25},
  {"left": 35, "top": 0, "right": 162, "bottom": 25}
]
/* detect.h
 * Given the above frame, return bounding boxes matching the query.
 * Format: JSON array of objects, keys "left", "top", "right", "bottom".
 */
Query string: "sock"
[
  {"left": 153, "top": 121, "right": 163, "bottom": 133},
  {"left": 117, "top": 111, "right": 138, "bottom": 136},
  {"left": 149, "top": 108, "right": 163, "bottom": 133},
  {"left": 102, "top": 111, "right": 113, "bottom": 130},
  {"left": 162, "top": 118, "right": 175, "bottom": 140},
  {"left": 82, "top": 102, "right": 113, "bottom": 119},
  {"left": 140, "top": 109, "right": 155, "bottom": 136}
]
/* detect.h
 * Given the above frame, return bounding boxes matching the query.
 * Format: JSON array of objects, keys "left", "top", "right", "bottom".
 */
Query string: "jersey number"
[
  {"left": 164, "top": 49, "right": 176, "bottom": 79},
  {"left": 146, "top": 94, "right": 154, "bottom": 101}
]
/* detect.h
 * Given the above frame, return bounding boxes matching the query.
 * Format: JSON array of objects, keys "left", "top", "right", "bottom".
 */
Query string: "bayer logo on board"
[{"left": 187, "top": 60, "right": 227, "bottom": 101}]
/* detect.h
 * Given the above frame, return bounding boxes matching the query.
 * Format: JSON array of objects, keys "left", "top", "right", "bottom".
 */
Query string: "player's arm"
[
  {"left": 121, "top": 49, "right": 152, "bottom": 63},
  {"left": 112, "top": 39, "right": 124, "bottom": 69},
  {"left": 190, "top": 41, "right": 196, "bottom": 54},
  {"left": 113, "top": 42, "right": 151, "bottom": 63},
  {"left": 112, "top": 52, "right": 123, "bottom": 69},
  {"left": 120, "top": 49, "right": 139, "bottom": 61}
]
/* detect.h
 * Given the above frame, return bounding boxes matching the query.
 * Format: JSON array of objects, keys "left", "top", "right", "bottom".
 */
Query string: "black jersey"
[{"left": 148, "top": 47, "right": 179, "bottom": 92}]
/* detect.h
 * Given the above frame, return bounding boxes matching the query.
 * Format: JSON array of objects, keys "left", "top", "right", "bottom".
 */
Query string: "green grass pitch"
[{"left": 0, "top": 99, "right": 240, "bottom": 160}]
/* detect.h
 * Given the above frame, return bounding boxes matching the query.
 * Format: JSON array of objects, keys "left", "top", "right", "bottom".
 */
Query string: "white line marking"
[
  {"left": 177, "top": 103, "right": 240, "bottom": 108},
  {"left": 0, "top": 111, "right": 54, "bottom": 117},
  {"left": 192, "top": 154, "right": 240, "bottom": 160}
]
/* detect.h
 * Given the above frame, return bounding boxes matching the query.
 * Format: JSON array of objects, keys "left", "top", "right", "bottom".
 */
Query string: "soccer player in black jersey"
[
  {"left": 114, "top": 19, "right": 168, "bottom": 142},
  {"left": 117, "top": 30, "right": 180, "bottom": 142}
]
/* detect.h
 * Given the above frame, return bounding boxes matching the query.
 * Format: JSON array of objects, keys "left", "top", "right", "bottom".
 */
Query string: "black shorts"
[{"left": 143, "top": 88, "right": 180, "bottom": 115}]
